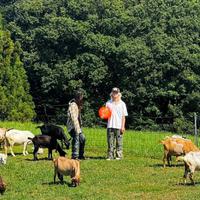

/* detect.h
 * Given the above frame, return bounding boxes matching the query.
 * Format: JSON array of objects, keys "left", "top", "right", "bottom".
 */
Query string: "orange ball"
[{"left": 98, "top": 106, "right": 111, "bottom": 120}]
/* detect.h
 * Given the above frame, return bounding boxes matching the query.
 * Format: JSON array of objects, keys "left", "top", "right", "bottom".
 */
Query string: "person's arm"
[
  {"left": 121, "top": 102, "right": 128, "bottom": 134},
  {"left": 121, "top": 116, "right": 126, "bottom": 134},
  {"left": 69, "top": 103, "right": 81, "bottom": 134}
]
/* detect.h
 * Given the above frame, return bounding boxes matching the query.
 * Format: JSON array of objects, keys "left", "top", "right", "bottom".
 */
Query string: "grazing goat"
[
  {"left": 161, "top": 136, "right": 199, "bottom": 167},
  {"left": 37, "top": 124, "right": 70, "bottom": 149},
  {"left": 0, "top": 128, "right": 7, "bottom": 144},
  {"left": 0, "top": 128, "right": 13, "bottom": 149},
  {"left": 0, "top": 154, "right": 7, "bottom": 165},
  {"left": 0, "top": 176, "right": 6, "bottom": 195},
  {"left": 29, "top": 135, "right": 66, "bottom": 160},
  {"left": 53, "top": 157, "right": 80, "bottom": 187},
  {"left": 178, "top": 152, "right": 200, "bottom": 185},
  {"left": 5, "top": 129, "right": 34, "bottom": 156}
]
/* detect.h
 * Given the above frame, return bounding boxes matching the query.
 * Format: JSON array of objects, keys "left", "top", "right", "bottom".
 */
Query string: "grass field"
[{"left": 0, "top": 122, "right": 199, "bottom": 200}]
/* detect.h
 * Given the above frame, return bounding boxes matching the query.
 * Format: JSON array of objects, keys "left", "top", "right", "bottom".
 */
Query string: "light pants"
[{"left": 107, "top": 128, "right": 123, "bottom": 159}]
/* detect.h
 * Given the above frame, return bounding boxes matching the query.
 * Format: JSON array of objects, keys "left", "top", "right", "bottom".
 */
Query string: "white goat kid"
[
  {"left": 0, "top": 153, "right": 7, "bottom": 164},
  {"left": 5, "top": 129, "right": 34, "bottom": 156}
]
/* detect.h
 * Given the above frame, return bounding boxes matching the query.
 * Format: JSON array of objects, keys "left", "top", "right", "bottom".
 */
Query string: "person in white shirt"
[{"left": 106, "top": 87, "right": 128, "bottom": 160}]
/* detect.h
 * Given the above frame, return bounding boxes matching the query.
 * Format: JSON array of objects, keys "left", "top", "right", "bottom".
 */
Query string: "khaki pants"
[{"left": 107, "top": 128, "right": 123, "bottom": 159}]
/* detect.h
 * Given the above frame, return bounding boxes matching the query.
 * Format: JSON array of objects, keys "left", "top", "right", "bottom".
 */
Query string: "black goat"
[
  {"left": 28, "top": 135, "right": 66, "bottom": 161},
  {"left": 37, "top": 124, "right": 70, "bottom": 149}
]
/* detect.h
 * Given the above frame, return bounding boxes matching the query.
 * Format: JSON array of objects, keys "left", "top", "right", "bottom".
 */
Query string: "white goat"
[
  {"left": 5, "top": 129, "right": 34, "bottom": 156},
  {"left": 178, "top": 152, "right": 200, "bottom": 185}
]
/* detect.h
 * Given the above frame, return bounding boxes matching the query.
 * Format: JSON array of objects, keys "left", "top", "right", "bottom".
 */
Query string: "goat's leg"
[
  {"left": 3, "top": 143, "right": 7, "bottom": 156},
  {"left": 54, "top": 168, "right": 57, "bottom": 183},
  {"left": 25, "top": 140, "right": 32, "bottom": 155},
  {"left": 33, "top": 146, "right": 39, "bottom": 161},
  {"left": 23, "top": 142, "right": 28, "bottom": 155},
  {"left": 48, "top": 148, "right": 53, "bottom": 160},
  {"left": 57, "top": 172, "right": 64, "bottom": 184},
  {"left": 163, "top": 151, "right": 168, "bottom": 168},
  {"left": 10, "top": 143, "right": 15, "bottom": 157},
  {"left": 189, "top": 170, "right": 195, "bottom": 185},
  {"left": 167, "top": 154, "right": 171, "bottom": 167},
  {"left": 183, "top": 163, "right": 189, "bottom": 184}
]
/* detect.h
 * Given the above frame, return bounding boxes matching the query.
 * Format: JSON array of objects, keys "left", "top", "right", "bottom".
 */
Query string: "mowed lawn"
[{"left": 0, "top": 122, "right": 200, "bottom": 200}]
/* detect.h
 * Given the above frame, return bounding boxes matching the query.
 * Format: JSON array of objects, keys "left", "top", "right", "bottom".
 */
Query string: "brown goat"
[
  {"left": 0, "top": 176, "right": 6, "bottom": 195},
  {"left": 53, "top": 157, "right": 80, "bottom": 187},
  {"left": 161, "top": 136, "right": 199, "bottom": 167}
]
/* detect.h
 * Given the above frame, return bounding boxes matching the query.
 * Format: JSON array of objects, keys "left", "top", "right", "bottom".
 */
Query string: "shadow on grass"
[
  {"left": 176, "top": 182, "right": 200, "bottom": 186},
  {"left": 25, "top": 157, "right": 52, "bottom": 161},
  {"left": 149, "top": 163, "right": 184, "bottom": 168},
  {"left": 7, "top": 152, "right": 25, "bottom": 156},
  {"left": 86, "top": 156, "right": 106, "bottom": 160},
  {"left": 42, "top": 181, "right": 76, "bottom": 187},
  {"left": 26, "top": 156, "right": 106, "bottom": 161}
]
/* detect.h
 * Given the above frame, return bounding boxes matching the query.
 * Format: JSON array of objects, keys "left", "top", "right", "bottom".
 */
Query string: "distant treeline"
[{"left": 0, "top": 0, "right": 200, "bottom": 133}]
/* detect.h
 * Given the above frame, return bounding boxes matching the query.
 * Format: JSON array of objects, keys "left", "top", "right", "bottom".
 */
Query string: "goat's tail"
[
  {"left": 159, "top": 140, "right": 165, "bottom": 144},
  {"left": 53, "top": 158, "right": 58, "bottom": 168}
]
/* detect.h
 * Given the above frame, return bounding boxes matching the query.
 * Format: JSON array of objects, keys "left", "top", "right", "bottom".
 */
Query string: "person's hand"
[{"left": 120, "top": 127, "right": 125, "bottom": 135}]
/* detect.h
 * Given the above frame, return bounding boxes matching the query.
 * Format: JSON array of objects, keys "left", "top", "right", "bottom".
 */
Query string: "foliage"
[
  {"left": 0, "top": 18, "right": 35, "bottom": 121},
  {"left": 1, "top": 0, "right": 200, "bottom": 131}
]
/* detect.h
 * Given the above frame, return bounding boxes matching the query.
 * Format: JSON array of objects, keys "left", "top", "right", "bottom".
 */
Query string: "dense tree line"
[{"left": 0, "top": 0, "right": 200, "bottom": 132}]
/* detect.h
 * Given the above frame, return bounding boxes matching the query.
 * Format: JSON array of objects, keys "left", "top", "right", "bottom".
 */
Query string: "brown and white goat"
[
  {"left": 161, "top": 136, "right": 199, "bottom": 167},
  {"left": 53, "top": 157, "right": 80, "bottom": 187}
]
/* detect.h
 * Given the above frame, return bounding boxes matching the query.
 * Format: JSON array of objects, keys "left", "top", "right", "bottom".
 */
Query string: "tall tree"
[{"left": 0, "top": 15, "right": 35, "bottom": 121}]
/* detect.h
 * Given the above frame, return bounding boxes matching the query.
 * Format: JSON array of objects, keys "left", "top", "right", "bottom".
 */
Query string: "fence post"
[{"left": 194, "top": 112, "right": 198, "bottom": 146}]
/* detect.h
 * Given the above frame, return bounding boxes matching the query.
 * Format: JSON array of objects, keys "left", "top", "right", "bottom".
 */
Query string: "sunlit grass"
[{"left": 0, "top": 122, "right": 199, "bottom": 200}]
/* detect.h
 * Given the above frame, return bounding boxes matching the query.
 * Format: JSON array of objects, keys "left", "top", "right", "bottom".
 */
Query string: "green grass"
[{"left": 0, "top": 122, "right": 199, "bottom": 200}]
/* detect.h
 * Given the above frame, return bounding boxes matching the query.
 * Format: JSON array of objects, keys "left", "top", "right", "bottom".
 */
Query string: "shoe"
[
  {"left": 71, "top": 157, "right": 79, "bottom": 160},
  {"left": 116, "top": 157, "right": 122, "bottom": 160},
  {"left": 78, "top": 156, "right": 85, "bottom": 160},
  {"left": 106, "top": 157, "right": 113, "bottom": 160}
]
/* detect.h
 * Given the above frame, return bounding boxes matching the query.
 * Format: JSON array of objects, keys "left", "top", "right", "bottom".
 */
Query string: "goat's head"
[
  {"left": 64, "top": 138, "right": 71, "bottom": 150},
  {"left": 0, "top": 177, "right": 6, "bottom": 195},
  {"left": 71, "top": 176, "right": 80, "bottom": 187}
]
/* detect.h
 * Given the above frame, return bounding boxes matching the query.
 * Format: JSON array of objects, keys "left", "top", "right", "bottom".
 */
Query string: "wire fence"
[{"left": 32, "top": 103, "right": 200, "bottom": 151}]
